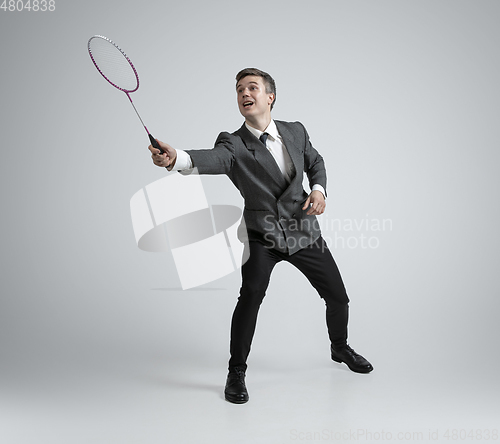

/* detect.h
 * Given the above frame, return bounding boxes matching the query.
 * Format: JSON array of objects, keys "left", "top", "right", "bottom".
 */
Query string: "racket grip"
[{"left": 149, "top": 134, "right": 165, "bottom": 154}]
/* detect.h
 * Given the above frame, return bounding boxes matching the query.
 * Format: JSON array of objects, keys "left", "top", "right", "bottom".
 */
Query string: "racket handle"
[{"left": 149, "top": 133, "right": 165, "bottom": 154}]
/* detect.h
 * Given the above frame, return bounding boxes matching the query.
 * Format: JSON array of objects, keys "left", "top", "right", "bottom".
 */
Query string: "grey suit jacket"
[{"left": 185, "top": 120, "right": 327, "bottom": 255}]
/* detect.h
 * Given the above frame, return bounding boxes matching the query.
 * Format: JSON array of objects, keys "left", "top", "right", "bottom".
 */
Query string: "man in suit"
[{"left": 148, "top": 68, "right": 373, "bottom": 404}]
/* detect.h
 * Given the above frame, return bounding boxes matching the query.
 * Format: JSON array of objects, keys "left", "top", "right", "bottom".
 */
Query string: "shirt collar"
[{"left": 245, "top": 119, "right": 280, "bottom": 142}]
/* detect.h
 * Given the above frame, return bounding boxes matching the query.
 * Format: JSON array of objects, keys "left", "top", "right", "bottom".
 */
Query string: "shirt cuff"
[
  {"left": 312, "top": 184, "right": 326, "bottom": 199},
  {"left": 167, "top": 149, "right": 193, "bottom": 172}
]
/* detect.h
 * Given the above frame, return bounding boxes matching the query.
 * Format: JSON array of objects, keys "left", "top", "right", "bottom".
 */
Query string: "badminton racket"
[{"left": 87, "top": 35, "right": 164, "bottom": 153}]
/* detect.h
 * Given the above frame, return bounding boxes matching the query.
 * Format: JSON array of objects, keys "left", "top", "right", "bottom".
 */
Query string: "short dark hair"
[{"left": 236, "top": 68, "right": 276, "bottom": 110}]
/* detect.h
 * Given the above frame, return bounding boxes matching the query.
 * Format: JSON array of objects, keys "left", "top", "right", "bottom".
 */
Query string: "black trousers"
[{"left": 228, "top": 236, "right": 350, "bottom": 370}]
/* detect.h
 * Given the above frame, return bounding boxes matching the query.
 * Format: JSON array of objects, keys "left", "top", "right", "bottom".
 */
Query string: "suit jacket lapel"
[{"left": 235, "top": 124, "right": 288, "bottom": 190}]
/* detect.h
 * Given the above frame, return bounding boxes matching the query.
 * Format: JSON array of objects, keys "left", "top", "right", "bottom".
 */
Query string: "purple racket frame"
[{"left": 87, "top": 35, "right": 163, "bottom": 152}]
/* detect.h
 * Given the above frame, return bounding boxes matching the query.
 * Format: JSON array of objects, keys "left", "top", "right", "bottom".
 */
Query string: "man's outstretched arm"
[{"left": 148, "top": 133, "right": 235, "bottom": 175}]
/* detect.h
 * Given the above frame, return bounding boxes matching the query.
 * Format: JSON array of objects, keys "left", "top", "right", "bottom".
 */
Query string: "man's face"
[{"left": 236, "top": 76, "right": 274, "bottom": 120}]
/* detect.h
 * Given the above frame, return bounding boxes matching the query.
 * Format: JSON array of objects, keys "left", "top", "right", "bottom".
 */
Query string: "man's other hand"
[{"left": 302, "top": 190, "right": 326, "bottom": 215}]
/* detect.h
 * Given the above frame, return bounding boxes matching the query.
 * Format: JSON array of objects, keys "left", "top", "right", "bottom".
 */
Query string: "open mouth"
[{"left": 243, "top": 101, "right": 254, "bottom": 109}]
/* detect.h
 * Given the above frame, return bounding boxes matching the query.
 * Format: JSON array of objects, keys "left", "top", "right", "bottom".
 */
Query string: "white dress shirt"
[{"left": 171, "top": 120, "right": 326, "bottom": 198}]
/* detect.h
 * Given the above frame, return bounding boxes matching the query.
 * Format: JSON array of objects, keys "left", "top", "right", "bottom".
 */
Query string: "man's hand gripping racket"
[{"left": 149, "top": 140, "right": 177, "bottom": 169}]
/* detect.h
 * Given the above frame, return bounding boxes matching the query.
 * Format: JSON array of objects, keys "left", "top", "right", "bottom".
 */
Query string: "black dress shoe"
[
  {"left": 224, "top": 366, "right": 249, "bottom": 404},
  {"left": 331, "top": 344, "right": 373, "bottom": 373}
]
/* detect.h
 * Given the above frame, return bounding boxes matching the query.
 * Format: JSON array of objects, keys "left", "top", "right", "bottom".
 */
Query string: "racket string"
[{"left": 89, "top": 37, "right": 139, "bottom": 92}]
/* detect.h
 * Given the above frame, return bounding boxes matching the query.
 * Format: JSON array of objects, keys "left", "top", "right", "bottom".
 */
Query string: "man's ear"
[{"left": 268, "top": 93, "right": 275, "bottom": 106}]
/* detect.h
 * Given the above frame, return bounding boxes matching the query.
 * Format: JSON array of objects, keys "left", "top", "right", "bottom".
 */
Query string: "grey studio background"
[{"left": 1, "top": 1, "right": 499, "bottom": 443}]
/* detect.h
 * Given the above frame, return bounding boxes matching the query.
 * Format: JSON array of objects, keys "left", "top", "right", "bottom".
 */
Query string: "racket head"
[{"left": 88, "top": 35, "right": 139, "bottom": 93}]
